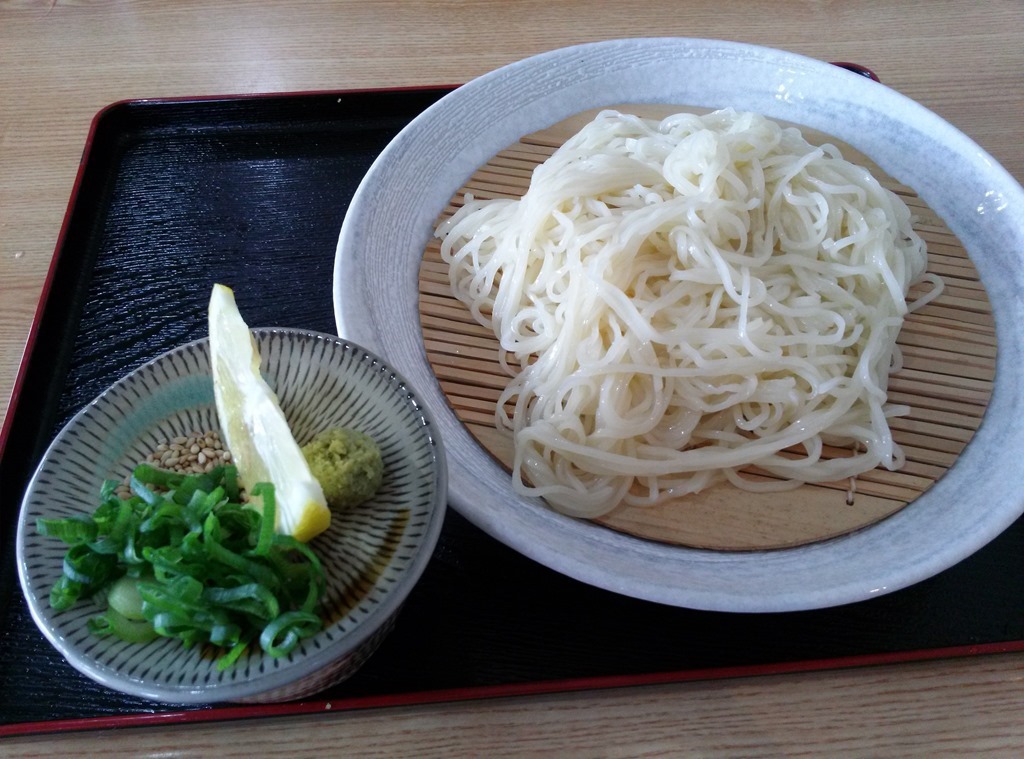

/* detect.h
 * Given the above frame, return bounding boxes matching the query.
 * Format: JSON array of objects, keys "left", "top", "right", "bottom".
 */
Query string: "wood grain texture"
[
  {"left": 6, "top": 653, "right": 1024, "bottom": 756},
  {"left": 1, "top": 0, "right": 1022, "bottom": 753}
]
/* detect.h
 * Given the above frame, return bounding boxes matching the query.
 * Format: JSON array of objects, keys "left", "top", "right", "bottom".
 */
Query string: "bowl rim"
[
  {"left": 16, "top": 326, "right": 448, "bottom": 703},
  {"left": 334, "top": 37, "right": 1024, "bottom": 612}
]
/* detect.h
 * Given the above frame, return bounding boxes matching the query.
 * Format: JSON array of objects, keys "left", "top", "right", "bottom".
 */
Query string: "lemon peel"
[{"left": 208, "top": 283, "right": 330, "bottom": 542}]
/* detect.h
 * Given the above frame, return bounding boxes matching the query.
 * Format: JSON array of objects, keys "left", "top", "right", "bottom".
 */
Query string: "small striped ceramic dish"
[{"left": 16, "top": 328, "right": 446, "bottom": 704}]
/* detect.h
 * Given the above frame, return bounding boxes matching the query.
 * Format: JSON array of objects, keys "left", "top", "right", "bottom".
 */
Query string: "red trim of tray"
[
  {"left": 87, "top": 82, "right": 461, "bottom": 114},
  {"left": 4, "top": 639, "right": 1024, "bottom": 738}
]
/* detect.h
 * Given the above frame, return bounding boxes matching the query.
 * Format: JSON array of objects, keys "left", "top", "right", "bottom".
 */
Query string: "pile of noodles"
[{"left": 435, "top": 109, "right": 940, "bottom": 518}]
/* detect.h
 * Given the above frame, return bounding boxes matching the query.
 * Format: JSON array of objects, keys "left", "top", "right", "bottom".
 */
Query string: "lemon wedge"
[{"left": 208, "top": 283, "right": 330, "bottom": 542}]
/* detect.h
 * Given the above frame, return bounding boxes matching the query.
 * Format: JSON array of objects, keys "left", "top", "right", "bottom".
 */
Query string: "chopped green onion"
[
  {"left": 107, "top": 575, "right": 147, "bottom": 621},
  {"left": 250, "top": 482, "right": 276, "bottom": 556},
  {"left": 209, "top": 621, "right": 243, "bottom": 649},
  {"left": 216, "top": 634, "right": 252, "bottom": 671},
  {"left": 49, "top": 575, "right": 84, "bottom": 612},
  {"left": 62, "top": 544, "right": 118, "bottom": 587},
  {"left": 128, "top": 475, "right": 163, "bottom": 507},
  {"left": 203, "top": 583, "right": 280, "bottom": 620},
  {"left": 37, "top": 467, "right": 327, "bottom": 668},
  {"left": 202, "top": 515, "right": 282, "bottom": 590},
  {"left": 36, "top": 515, "right": 97, "bottom": 545},
  {"left": 89, "top": 607, "right": 159, "bottom": 644},
  {"left": 132, "top": 464, "right": 185, "bottom": 490},
  {"left": 260, "top": 611, "right": 322, "bottom": 657}
]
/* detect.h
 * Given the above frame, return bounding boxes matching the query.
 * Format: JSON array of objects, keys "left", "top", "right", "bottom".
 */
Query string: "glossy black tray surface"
[{"left": 2, "top": 88, "right": 1023, "bottom": 732}]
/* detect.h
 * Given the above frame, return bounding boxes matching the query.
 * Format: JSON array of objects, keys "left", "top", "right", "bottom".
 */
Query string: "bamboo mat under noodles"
[{"left": 418, "top": 106, "right": 995, "bottom": 551}]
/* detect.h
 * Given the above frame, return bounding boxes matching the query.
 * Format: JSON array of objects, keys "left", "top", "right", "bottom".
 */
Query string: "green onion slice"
[{"left": 37, "top": 468, "right": 327, "bottom": 669}]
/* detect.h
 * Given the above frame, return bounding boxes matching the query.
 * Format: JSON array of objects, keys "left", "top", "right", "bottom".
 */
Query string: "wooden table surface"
[{"left": 2, "top": 1, "right": 1022, "bottom": 754}]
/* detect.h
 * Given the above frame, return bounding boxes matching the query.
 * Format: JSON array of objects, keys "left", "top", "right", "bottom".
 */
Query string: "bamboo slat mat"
[{"left": 418, "top": 106, "right": 995, "bottom": 551}]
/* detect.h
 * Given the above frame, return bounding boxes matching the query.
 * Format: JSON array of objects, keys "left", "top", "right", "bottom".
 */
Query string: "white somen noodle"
[{"left": 435, "top": 109, "right": 942, "bottom": 518}]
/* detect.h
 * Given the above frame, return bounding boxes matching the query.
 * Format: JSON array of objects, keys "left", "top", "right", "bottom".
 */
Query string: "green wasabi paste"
[{"left": 302, "top": 428, "right": 384, "bottom": 509}]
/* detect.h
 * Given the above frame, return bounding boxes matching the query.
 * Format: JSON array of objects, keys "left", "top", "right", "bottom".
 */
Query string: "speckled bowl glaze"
[
  {"left": 17, "top": 328, "right": 446, "bottom": 703},
  {"left": 334, "top": 38, "right": 1024, "bottom": 612}
]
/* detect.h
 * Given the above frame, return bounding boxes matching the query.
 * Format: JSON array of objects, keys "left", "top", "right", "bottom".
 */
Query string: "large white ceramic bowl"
[
  {"left": 18, "top": 328, "right": 446, "bottom": 702},
  {"left": 334, "top": 38, "right": 1024, "bottom": 612}
]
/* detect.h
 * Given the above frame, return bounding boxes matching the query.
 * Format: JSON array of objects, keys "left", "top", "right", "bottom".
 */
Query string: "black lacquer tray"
[{"left": 2, "top": 87, "right": 1023, "bottom": 737}]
